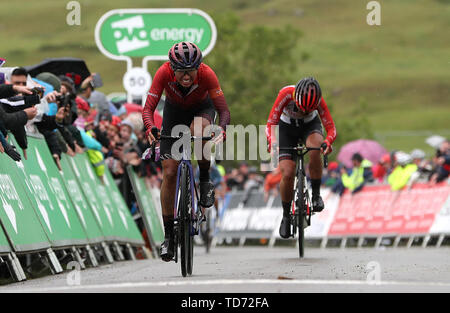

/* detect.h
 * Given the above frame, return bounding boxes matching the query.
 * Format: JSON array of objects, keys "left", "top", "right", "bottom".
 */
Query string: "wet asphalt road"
[{"left": 1, "top": 246, "right": 450, "bottom": 293}]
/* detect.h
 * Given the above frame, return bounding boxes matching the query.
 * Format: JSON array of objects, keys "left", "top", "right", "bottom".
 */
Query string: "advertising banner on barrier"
[
  {"left": 0, "top": 147, "right": 50, "bottom": 252},
  {"left": 102, "top": 169, "right": 144, "bottom": 245},
  {"left": 219, "top": 189, "right": 339, "bottom": 240},
  {"left": 328, "top": 184, "right": 450, "bottom": 237},
  {"left": 14, "top": 137, "right": 89, "bottom": 247},
  {"left": 0, "top": 227, "right": 11, "bottom": 254},
  {"left": 69, "top": 153, "right": 116, "bottom": 240},
  {"left": 60, "top": 154, "right": 105, "bottom": 244},
  {"left": 127, "top": 166, "right": 164, "bottom": 246},
  {"left": 429, "top": 190, "right": 450, "bottom": 235},
  {"left": 305, "top": 189, "right": 340, "bottom": 239}
]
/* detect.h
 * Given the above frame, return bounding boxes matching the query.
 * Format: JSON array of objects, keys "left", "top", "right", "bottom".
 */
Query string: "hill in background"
[{"left": 0, "top": 0, "right": 449, "bottom": 155}]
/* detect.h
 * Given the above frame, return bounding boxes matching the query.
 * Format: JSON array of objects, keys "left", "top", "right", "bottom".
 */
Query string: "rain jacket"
[
  {"left": 388, "top": 164, "right": 418, "bottom": 191},
  {"left": 341, "top": 159, "right": 373, "bottom": 193},
  {"left": 84, "top": 130, "right": 105, "bottom": 177}
]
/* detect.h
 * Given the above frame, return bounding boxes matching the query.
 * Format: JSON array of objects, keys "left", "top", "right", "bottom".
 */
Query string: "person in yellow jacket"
[
  {"left": 340, "top": 153, "right": 373, "bottom": 193},
  {"left": 388, "top": 151, "right": 418, "bottom": 191},
  {"left": 85, "top": 128, "right": 105, "bottom": 178}
]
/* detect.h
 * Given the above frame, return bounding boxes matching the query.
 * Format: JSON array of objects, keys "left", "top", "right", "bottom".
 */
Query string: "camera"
[
  {"left": 31, "top": 87, "right": 45, "bottom": 99},
  {"left": 55, "top": 92, "right": 76, "bottom": 109}
]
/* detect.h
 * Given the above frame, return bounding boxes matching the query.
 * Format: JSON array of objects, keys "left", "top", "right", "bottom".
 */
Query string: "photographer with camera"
[
  {"left": 0, "top": 67, "right": 47, "bottom": 159},
  {"left": 5, "top": 68, "right": 80, "bottom": 166}
]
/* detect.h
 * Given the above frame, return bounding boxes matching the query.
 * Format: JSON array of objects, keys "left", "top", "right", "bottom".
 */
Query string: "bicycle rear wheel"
[{"left": 179, "top": 164, "right": 194, "bottom": 277}]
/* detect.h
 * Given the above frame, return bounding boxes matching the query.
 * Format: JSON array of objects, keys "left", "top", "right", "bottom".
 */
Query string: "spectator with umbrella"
[{"left": 337, "top": 139, "right": 387, "bottom": 168}]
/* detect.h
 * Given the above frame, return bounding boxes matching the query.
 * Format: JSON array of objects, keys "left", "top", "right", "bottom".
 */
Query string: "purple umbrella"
[{"left": 337, "top": 139, "right": 388, "bottom": 168}]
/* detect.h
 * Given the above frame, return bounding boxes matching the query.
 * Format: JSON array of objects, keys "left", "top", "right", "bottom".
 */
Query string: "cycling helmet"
[
  {"left": 168, "top": 42, "right": 203, "bottom": 71},
  {"left": 294, "top": 77, "right": 322, "bottom": 113}
]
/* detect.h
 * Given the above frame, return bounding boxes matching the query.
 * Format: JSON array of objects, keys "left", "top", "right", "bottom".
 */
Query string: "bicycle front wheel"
[
  {"left": 179, "top": 164, "right": 194, "bottom": 277},
  {"left": 297, "top": 170, "right": 305, "bottom": 258}
]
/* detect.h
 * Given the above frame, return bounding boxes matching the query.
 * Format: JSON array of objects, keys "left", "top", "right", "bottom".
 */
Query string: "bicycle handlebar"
[
  {"left": 278, "top": 145, "right": 329, "bottom": 169},
  {"left": 159, "top": 134, "right": 213, "bottom": 141},
  {"left": 151, "top": 126, "right": 213, "bottom": 141}
]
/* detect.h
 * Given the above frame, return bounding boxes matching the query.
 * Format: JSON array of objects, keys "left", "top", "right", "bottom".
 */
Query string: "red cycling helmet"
[
  {"left": 168, "top": 42, "right": 203, "bottom": 71},
  {"left": 294, "top": 77, "right": 322, "bottom": 113}
]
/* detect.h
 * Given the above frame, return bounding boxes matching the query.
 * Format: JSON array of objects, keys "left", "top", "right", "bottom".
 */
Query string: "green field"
[{"left": 1, "top": 0, "right": 449, "bottom": 155}]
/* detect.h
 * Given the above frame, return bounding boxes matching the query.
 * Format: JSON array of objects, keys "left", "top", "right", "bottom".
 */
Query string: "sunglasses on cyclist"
[{"left": 174, "top": 68, "right": 197, "bottom": 76}]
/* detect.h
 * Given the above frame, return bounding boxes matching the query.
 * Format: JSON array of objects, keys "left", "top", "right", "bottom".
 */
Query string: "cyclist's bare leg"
[
  {"left": 279, "top": 159, "right": 296, "bottom": 203},
  {"left": 190, "top": 116, "right": 215, "bottom": 208},
  {"left": 306, "top": 132, "right": 324, "bottom": 180},
  {"left": 279, "top": 159, "right": 296, "bottom": 238},
  {"left": 161, "top": 159, "right": 180, "bottom": 219},
  {"left": 190, "top": 116, "right": 211, "bottom": 165},
  {"left": 160, "top": 158, "right": 180, "bottom": 261},
  {"left": 306, "top": 132, "right": 325, "bottom": 211}
]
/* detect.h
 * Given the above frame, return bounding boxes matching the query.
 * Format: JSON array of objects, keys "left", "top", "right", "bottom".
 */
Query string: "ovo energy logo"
[
  {"left": 111, "top": 15, "right": 150, "bottom": 54},
  {"left": 95, "top": 9, "right": 217, "bottom": 60}
]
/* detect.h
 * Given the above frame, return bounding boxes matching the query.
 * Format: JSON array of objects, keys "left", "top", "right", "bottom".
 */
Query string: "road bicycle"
[
  {"left": 279, "top": 142, "right": 328, "bottom": 258},
  {"left": 155, "top": 130, "right": 213, "bottom": 277}
]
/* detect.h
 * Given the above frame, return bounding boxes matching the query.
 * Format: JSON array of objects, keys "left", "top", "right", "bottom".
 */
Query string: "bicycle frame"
[{"left": 161, "top": 132, "right": 213, "bottom": 233}]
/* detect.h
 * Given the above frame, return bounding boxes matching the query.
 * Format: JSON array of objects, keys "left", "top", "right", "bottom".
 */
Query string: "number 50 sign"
[{"left": 123, "top": 68, "right": 152, "bottom": 97}]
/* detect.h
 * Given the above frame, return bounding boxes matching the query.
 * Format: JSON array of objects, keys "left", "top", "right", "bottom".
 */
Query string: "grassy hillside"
[{"left": 1, "top": 0, "right": 449, "bottom": 155}]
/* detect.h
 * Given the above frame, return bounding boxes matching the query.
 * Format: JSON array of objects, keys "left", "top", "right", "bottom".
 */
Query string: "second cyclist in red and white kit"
[{"left": 266, "top": 77, "right": 336, "bottom": 238}]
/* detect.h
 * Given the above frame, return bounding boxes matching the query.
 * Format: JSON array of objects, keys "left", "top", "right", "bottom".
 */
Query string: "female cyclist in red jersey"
[
  {"left": 142, "top": 42, "right": 230, "bottom": 261},
  {"left": 266, "top": 77, "right": 336, "bottom": 238}
]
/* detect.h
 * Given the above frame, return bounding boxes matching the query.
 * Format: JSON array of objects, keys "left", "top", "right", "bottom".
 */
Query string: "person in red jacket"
[
  {"left": 266, "top": 77, "right": 336, "bottom": 238},
  {"left": 142, "top": 42, "right": 230, "bottom": 261}
]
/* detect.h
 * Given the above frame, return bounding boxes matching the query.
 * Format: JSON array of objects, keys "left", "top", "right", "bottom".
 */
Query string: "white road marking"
[{"left": 4, "top": 279, "right": 450, "bottom": 293}]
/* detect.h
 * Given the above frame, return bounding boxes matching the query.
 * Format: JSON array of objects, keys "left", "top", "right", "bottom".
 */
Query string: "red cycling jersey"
[
  {"left": 266, "top": 85, "right": 337, "bottom": 146},
  {"left": 142, "top": 62, "right": 230, "bottom": 136}
]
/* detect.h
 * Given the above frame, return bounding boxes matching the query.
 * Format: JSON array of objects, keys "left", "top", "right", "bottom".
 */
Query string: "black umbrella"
[{"left": 25, "top": 57, "right": 91, "bottom": 87}]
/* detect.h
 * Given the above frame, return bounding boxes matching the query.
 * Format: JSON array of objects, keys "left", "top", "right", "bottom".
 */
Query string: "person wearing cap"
[
  {"left": 408, "top": 149, "right": 433, "bottom": 183},
  {"left": 341, "top": 153, "right": 373, "bottom": 194},
  {"left": 35, "top": 71, "right": 64, "bottom": 116},
  {"left": 430, "top": 140, "right": 450, "bottom": 184},
  {"left": 388, "top": 151, "right": 418, "bottom": 191},
  {"left": 371, "top": 153, "right": 392, "bottom": 184},
  {"left": 73, "top": 96, "right": 90, "bottom": 130}
]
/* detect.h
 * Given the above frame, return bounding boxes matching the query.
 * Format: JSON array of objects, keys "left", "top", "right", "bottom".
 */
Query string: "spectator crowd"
[
  {"left": 321, "top": 142, "right": 450, "bottom": 196},
  {"left": 0, "top": 60, "right": 165, "bottom": 220}
]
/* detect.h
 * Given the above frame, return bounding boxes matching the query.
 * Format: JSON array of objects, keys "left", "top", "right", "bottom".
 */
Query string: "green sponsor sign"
[
  {"left": 103, "top": 169, "right": 144, "bottom": 245},
  {"left": 69, "top": 154, "right": 116, "bottom": 240},
  {"left": 0, "top": 143, "right": 50, "bottom": 253},
  {"left": 127, "top": 166, "right": 164, "bottom": 246},
  {"left": 70, "top": 153, "right": 143, "bottom": 245},
  {"left": 60, "top": 154, "right": 105, "bottom": 244},
  {"left": 14, "top": 137, "right": 88, "bottom": 247},
  {"left": 95, "top": 9, "right": 217, "bottom": 60}
]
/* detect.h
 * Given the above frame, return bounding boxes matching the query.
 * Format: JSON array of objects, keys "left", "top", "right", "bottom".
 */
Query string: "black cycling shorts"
[
  {"left": 160, "top": 97, "right": 215, "bottom": 160},
  {"left": 278, "top": 116, "right": 324, "bottom": 161}
]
